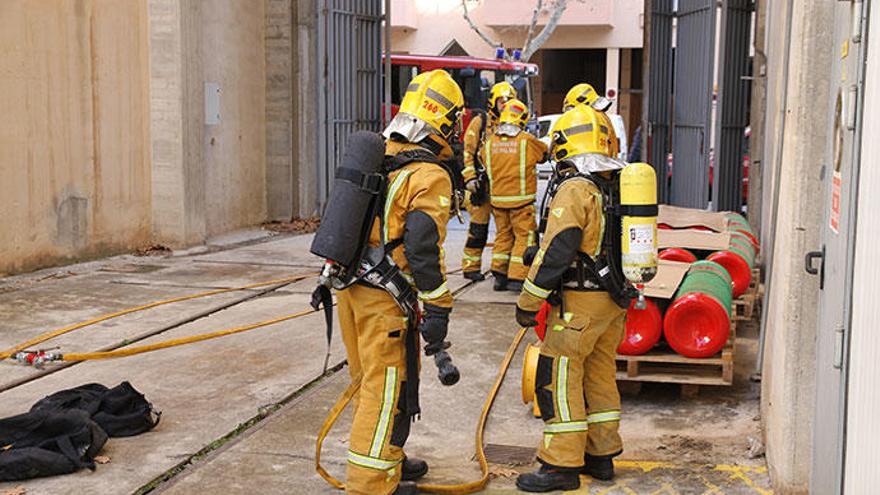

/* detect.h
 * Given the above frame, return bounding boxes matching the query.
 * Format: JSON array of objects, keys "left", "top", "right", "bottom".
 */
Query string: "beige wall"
[
  {"left": 202, "top": 0, "right": 267, "bottom": 236},
  {"left": 391, "top": 0, "right": 643, "bottom": 58},
  {"left": 0, "top": 0, "right": 283, "bottom": 274},
  {"left": 0, "top": 0, "right": 151, "bottom": 275}
]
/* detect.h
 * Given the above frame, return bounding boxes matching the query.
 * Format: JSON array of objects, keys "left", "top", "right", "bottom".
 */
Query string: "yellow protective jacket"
[
  {"left": 518, "top": 176, "right": 605, "bottom": 312},
  {"left": 462, "top": 112, "right": 495, "bottom": 184},
  {"left": 366, "top": 139, "right": 454, "bottom": 309},
  {"left": 481, "top": 130, "right": 548, "bottom": 209}
]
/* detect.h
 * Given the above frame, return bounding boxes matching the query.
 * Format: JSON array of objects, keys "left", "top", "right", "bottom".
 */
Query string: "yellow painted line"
[
  {"left": 714, "top": 465, "right": 772, "bottom": 495},
  {"left": 616, "top": 460, "right": 677, "bottom": 473}
]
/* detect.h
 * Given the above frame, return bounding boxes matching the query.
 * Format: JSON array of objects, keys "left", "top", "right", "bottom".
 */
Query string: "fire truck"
[{"left": 383, "top": 54, "right": 540, "bottom": 131}]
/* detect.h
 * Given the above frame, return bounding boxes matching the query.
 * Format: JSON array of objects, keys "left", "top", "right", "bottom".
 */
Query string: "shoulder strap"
[{"left": 384, "top": 148, "right": 442, "bottom": 173}]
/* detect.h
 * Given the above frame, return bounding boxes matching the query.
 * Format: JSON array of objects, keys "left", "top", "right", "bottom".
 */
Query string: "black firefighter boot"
[
  {"left": 401, "top": 456, "right": 429, "bottom": 481},
  {"left": 507, "top": 279, "right": 524, "bottom": 293},
  {"left": 515, "top": 465, "right": 580, "bottom": 492},
  {"left": 493, "top": 271, "right": 508, "bottom": 291},
  {"left": 392, "top": 481, "right": 418, "bottom": 495},
  {"left": 463, "top": 270, "right": 485, "bottom": 282},
  {"left": 582, "top": 453, "right": 616, "bottom": 481}
]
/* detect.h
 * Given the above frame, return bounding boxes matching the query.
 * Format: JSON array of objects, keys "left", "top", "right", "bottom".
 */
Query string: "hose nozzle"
[{"left": 433, "top": 350, "right": 460, "bottom": 386}]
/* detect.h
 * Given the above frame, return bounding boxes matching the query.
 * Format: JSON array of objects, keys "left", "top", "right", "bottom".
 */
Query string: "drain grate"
[{"left": 484, "top": 444, "right": 536, "bottom": 466}]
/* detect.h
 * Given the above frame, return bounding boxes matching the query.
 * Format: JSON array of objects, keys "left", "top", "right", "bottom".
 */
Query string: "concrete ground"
[{"left": 0, "top": 222, "right": 771, "bottom": 495}]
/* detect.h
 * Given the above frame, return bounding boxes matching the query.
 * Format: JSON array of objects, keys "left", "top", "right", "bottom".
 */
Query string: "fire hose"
[
  {"left": 316, "top": 326, "right": 529, "bottom": 495},
  {"left": 2, "top": 265, "right": 524, "bottom": 494},
  {"left": 314, "top": 269, "right": 531, "bottom": 494},
  {"left": 0, "top": 273, "right": 317, "bottom": 363}
]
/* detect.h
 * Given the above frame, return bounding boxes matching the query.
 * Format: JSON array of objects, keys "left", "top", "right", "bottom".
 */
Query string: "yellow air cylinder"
[{"left": 620, "top": 162, "right": 658, "bottom": 284}]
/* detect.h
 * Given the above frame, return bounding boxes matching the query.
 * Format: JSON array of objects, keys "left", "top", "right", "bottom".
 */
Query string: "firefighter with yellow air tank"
[
  {"left": 513, "top": 102, "right": 658, "bottom": 492},
  {"left": 461, "top": 81, "right": 519, "bottom": 281},
  {"left": 330, "top": 69, "right": 465, "bottom": 495},
  {"left": 470, "top": 99, "right": 548, "bottom": 292}
]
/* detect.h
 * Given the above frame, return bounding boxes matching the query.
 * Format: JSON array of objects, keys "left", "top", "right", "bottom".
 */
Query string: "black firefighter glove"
[
  {"left": 516, "top": 305, "right": 539, "bottom": 328},
  {"left": 420, "top": 304, "right": 460, "bottom": 386},
  {"left": 420, "top": 304, "right": 450, "bottom": 356},
  {"left": 522, "top": 245, "right": 540, "bottom": 266}
]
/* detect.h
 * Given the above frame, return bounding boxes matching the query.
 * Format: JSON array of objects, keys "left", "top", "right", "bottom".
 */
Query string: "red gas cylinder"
[
  {"left": 707, "top": 232, "right": 756, "bottom": 298},
  {"left": 618, "top": 298, "right": 663, "bottom": 355},
  {"left": 663, "top": 261, "right": 733, "bottom": 358},
  {"left": 658, "top": 248, "right": 698, "bottom": 264}
]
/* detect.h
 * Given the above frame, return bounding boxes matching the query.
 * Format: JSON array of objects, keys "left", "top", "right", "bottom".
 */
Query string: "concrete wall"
[
  {"left": 0, "top": 0, "right": 152, "bottom": 275},
  {"left": 265, "top": 0, "right": 319, "bottom": 220},
  {"left": 758, "top": 0, "right": 834, "bottom": 492},
  {"left": 202, "top": 0, "right": 267, "bottom": 236},
  {"left": 149, "top": 0, "right": 268, "bottom": 245}
]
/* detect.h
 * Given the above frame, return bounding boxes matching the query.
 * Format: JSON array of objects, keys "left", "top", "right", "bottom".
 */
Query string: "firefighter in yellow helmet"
[
  {"left": 461, "top": 81, "right": 519, "bottom": 280},
  {"left": 515, "top": 105, "right": 628, "bottom": 492},
  {"left": 337, "top": 69, "right": 464, "bottom": 495},
  {"left": 478, "top": 99, "right": 547, "bottom": 292},
  {"left": 562, "top": 83, "right": 613, "bottom": 113},
  {"left": 563, "top": 83, "right": 620, "bottom": 158}
]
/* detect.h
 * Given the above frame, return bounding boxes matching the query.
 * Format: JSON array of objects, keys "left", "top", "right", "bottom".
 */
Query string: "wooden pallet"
[
  {"left": 616, "top": 321, "right": 736, "bottom": 396},
  {"left": 733, "top": 270, "right": 765, "bottom": 321}
]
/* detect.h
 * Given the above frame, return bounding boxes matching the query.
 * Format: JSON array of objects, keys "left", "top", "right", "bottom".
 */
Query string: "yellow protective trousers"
[
  {"left": 490, "top": 204, "right": 536, "bottom": 281},
  {"left": 534, "top": 290, "right": 627, "bottom": 469},
  {"left": 337, "top": 284, "right": 414, "bottom": 495},
  {"left": 462, "top": 194, "right": 492, "bottom": 274}
]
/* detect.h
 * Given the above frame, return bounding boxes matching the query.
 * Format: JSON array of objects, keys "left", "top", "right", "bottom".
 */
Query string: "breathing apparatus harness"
[
  {"left": 535, "top": 165, "right": 639, "bottom": 310},
  {"left": 310, "top": 134, "right": 461, "bottom": 423}
]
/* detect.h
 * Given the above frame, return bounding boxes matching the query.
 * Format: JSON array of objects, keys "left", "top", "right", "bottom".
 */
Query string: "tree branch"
[
  {"left": 461, "top": 0, "right": 502, "bottom": 49},
  {"left": 522, "top": 0, "right": 569, "bottom": 61},
  {"left": 522, "top": 0, "right": 544, "bottom": 54}
]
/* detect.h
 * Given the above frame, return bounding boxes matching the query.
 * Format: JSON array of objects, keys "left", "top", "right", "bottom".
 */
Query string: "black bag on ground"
[
  {"left": 31, "top": 381, "right": 160, "bottom": 437},
  {"left": 0, "top": 409, "right": 108, "bottom": 481}
]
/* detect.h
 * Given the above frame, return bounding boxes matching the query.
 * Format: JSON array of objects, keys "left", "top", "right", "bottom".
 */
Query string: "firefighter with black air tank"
[
  {"left": 461, "top": 81, "right": 519, "bottom": 281},
  {"left": 475, "top": 99, "right": 547, "bottom": 292},
  {"left": 311, "top": 69, "right": 465, "bottom": 495},
  {"left": 514, "top": 104, "right": 658, "bottom": 492}
]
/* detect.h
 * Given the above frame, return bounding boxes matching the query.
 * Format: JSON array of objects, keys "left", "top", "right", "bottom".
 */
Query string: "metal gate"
[
  {"left": 645, "top": 0, "right": 675, "bottom": 203},
  {"left": 712, "top": 0, "right": 753, "bottom": 211},
  {"left": 671, "top": 0, "right": 716, "bottom": 208},
  {"left": 316, "top": 0, "right": 383, "bottom": 209}
]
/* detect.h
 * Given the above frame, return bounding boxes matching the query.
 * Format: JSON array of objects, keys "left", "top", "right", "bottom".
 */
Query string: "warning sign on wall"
[{"left": 830, "top": 171, "right": 842, "bottom": 234}]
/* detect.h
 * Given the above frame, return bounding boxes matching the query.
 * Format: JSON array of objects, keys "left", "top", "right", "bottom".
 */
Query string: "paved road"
[{"left": 0, "top": 225, "right": 770, "bottom": 495}]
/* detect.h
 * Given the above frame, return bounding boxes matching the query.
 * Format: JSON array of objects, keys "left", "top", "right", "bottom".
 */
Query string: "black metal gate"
[
  {"left": 671, "top": 0, "right": 717, "bottom": 208},
  {"left": 317, "top": 0, "right": 383, "bottom": 208},
  {"left": 712, "top": 0, "right": 754, "bottom": 211},
  {"left": 645, "top": 0, "right": 675, "bottom": 203}
]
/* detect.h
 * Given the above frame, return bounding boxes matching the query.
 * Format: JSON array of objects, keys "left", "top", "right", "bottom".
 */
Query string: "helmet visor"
[{"left": 567, "top": 153, "right": 627, "bottom": 174}]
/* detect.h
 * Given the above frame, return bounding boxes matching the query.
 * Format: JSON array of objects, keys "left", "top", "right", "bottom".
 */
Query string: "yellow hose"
[
  {"left": 315, "top": 327, "right": 530, "bottom": 495},
  {"left": 60, "top": 308, "right": 317, "bottom": 362},
  {"left": 0, "top": 273, "right": 315, "bottom": 360}
]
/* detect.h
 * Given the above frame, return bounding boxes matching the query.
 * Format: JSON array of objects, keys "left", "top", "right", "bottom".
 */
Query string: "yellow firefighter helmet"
[
  {"left": 563, "top": 83, "right": 612, "bottom": 112},
  {"left": 397, "top": 69, "right": 465, "bottom": 141},
  {"left": 549, "top": 106, "right": 624, "bottom": 172},
  {"left": 498, "top": 99, "right": 530, "bottom": 129},
  {"left": 488, "top": 81, "right": 518, "bottom": 118}
]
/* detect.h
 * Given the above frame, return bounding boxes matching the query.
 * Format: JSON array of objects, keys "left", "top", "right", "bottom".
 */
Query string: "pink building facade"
[{"left": 390, "top": 0, "right": 644, "bottom": 134}]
